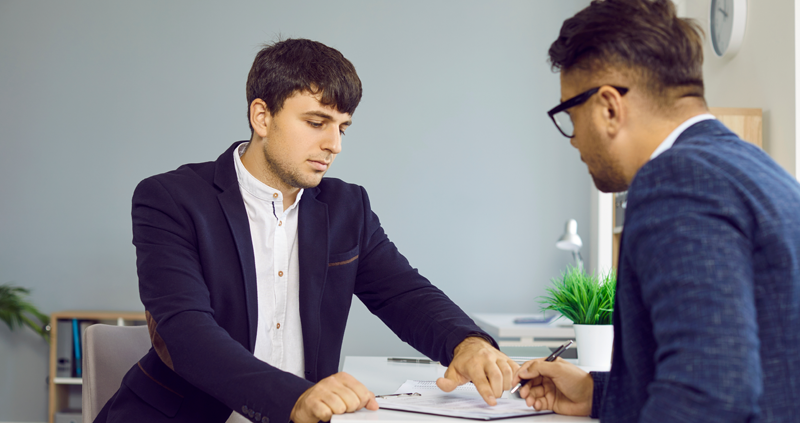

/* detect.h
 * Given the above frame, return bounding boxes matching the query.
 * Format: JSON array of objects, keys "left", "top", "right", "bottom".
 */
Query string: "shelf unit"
[
  {"left": 610, "top": 108, "right": 763, "bottom": 268},
  {"left": 48, "top": 310, "right": 146, "bottom": 423},
  {"left": 708, "top": 107, "right": 763, "bottom": 148}
]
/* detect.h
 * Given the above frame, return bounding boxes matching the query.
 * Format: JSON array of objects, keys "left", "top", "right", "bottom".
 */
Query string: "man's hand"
[
  {"left": 513, "top": 358, "right": 593, "bottom": 416},
  {"left": 436, "top": 337, "right": 519, "bottom": 406},
  {"left": 290, "top": 372, "right": 379, "bottom": 423}
]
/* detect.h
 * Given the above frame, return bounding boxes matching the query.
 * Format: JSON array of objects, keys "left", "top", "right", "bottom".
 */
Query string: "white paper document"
[{"left": 375, "top": 380, "right": 553, "bottom": 420}]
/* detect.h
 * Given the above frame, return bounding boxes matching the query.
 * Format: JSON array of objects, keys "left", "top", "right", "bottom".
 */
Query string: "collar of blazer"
[{"left": 671, "top": 119, "right": 734, "bottom": 150}]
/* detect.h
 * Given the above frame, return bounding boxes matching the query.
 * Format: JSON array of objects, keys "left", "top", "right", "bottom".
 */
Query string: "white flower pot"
[{"left": 573, "top": 324, "right": 613, "bottom": 368}]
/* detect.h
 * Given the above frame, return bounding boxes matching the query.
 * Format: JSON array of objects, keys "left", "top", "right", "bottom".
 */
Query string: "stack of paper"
[{"left": 375, "top": 380, "right": 552, "bottom": 420}]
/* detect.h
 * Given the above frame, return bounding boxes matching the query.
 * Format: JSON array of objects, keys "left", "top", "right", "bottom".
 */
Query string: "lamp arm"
[{"left": 572, "top": 251, "right": 584, "bottom": 271}]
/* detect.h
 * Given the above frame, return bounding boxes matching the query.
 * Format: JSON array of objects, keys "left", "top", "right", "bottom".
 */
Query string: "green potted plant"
[
  {"left": 0, "top": 284, "right": 50, "bottom": 341},
  {"left": 538, "top": 266, "right": 616, "bottom": 367}
]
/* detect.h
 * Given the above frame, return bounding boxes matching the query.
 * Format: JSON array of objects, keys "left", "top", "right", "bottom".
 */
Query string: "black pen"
[
  {"left": 509, "top": 340, "right": 574, "bottom": 394},
  {"left": 387, "top": 357, "right": 438, "bottom": 364},
  {"left": 374, "top": 392, "right": 422, "bottom": 399}
]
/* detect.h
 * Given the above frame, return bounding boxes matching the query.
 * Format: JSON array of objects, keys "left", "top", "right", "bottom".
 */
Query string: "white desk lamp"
[{"left": 556, "top": 219, "right": 584, "bottom": 270}]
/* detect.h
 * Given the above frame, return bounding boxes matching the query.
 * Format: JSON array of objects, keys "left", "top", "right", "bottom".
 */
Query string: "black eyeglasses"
[{"left": 547, "top": 86, "right": 629, "bottom": 138}]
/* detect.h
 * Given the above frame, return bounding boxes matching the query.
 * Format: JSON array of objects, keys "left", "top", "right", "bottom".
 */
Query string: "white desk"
[
  {"left": 332, "top": 356, "right": 598, "bottom": 423},
  {"left": 471, "top": 313, "right": 574, "bottom": 348}
]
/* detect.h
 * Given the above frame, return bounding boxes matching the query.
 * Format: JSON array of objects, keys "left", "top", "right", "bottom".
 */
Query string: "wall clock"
[{"left": 709, "top": 0, "right": 747, "bottom": 58}]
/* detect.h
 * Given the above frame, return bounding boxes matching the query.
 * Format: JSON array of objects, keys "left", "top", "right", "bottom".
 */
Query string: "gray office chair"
[{"left": 82, "top": 324, "right": 152, "bottom": 423}]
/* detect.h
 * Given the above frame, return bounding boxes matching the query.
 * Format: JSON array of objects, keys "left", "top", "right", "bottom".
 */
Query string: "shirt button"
[
  {"left": 278, "top": 271, "right": 284, "bottom": 277},
  {"left": 276, "top": 323, "right": 281, "bottom": 329},
  {"left": 279, "top": 221, "right": 283, "bottom": 226},
  {"left": 272, "top": 193, "right": 278, "bottom": 199}
]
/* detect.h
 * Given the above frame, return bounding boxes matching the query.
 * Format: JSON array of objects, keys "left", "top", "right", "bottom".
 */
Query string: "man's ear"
[
  {"left": 596, "top": 86, "right": 626, "bottom": 138},
  {"left": 249, "top": 99, "right": 271, "bottom": 138}
]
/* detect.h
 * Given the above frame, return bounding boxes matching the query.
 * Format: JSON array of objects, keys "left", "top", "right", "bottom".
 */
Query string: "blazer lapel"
[
  {"left": 215, "top": 142, "right": 259, "bottom": 352},
  {"left": 298, "top": 187, "right": 328, "bottom": 381}
]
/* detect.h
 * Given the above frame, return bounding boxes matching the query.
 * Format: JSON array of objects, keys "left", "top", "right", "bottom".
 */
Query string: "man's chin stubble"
[{"left": 591, "top": 173, "right": 628, "bottom": 193}]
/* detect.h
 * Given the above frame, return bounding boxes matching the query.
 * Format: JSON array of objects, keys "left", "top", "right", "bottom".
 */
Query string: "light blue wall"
[{"left": 0, "top": 1, "right": 591, "bottom": 421}]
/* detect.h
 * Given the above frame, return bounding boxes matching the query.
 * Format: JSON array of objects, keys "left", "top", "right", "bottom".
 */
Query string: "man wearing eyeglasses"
[{"left": 512, "top": 0, "right": 800, "bottom": 422}]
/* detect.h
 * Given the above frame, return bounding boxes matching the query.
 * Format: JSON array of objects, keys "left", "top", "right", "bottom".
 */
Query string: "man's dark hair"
[
  {"left": 246, "top": 38, "right": 362, "bottom": 130},
  {"left": 549, "top": 0, "right": 705, "bottom": 98}
]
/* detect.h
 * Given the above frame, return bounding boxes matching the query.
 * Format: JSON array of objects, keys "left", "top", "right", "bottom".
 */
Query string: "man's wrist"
[{"left": 454, "top": 333, "right": 497, "bottom": 355}]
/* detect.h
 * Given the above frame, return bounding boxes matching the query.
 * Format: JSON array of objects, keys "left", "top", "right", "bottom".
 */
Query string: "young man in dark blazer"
[
  {"left": 95, "top": 39, "right": 517, "bottom": 423},
  {"left": 513, "top": 0, "right": 800, "bottom": 422}
]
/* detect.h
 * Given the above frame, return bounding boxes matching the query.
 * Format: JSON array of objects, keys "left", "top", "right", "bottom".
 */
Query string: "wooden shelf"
[
  {"left": 709, "top": 107, "right": 763, "bottom": 148},
  {"left": 52, "top": 377, "right": 83, "bottom": 385},
  {"left": 48, "top": 310, "right": 146, "bottom": 423}
]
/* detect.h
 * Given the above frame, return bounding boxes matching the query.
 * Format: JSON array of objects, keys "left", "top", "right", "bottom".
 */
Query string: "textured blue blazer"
[
  {"left": 591, "top": 120, "right": 800, "bottom": 422},
  {"left": 95, "top": 141, "right": 492, "bottom": 423}
]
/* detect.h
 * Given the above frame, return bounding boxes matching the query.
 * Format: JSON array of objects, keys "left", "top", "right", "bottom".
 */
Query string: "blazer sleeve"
[
  {"left": 133, "top": 176, "right": 313, "bottom": 423},
  {"left": 624, "top": 154, "right": 761, "bottom": 422},
  {"left": 589, "top": 371, "right": 609, "bottom": 419},
  {"left": 350, "top": 186, "right": 496, "bottom": 365}
]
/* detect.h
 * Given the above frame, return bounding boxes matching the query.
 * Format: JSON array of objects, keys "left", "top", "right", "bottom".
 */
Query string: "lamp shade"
[{"left": 556, "top": 219, "right": 583, "bottom": 252}]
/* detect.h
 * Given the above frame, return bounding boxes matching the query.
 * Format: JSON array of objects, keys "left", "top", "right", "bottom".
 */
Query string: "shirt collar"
[
  {"left": 233, "top": 142, "right": 304, "bottom": 210},
  {"left": 649, "top": 113, "right": 716, "bottom": 160}
]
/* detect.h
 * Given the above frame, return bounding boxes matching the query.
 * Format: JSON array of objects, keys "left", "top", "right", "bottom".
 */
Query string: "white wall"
[
  {"left": 686, "top": 0, "right": 796, "bottom": 175},
  {"left": 0, "top": 1, "right": 592, "bottom": 421}
]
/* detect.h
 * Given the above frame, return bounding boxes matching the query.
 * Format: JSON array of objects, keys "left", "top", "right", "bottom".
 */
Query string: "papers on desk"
[{"left": 375, "top": 380, "right": 553, "bottom": 420}]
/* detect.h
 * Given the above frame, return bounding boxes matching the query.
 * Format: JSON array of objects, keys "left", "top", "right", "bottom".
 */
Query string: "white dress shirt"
[{"left": 228, "top": 142, "right": 305, "bottom": 423}]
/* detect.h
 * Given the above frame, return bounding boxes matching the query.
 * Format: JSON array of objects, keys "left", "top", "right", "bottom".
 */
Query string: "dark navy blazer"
[
  {"left": 96, "top": 141, "right": 493, "bottom": 423},
  {"left": 591, "top": 120, "right": 800, "bottom": 422}
]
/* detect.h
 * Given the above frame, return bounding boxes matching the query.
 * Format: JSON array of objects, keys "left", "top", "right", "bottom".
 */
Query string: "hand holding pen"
[
  {"left": 510, "top": 340, "right": 573, "bottom": 394},
  {"left": 511, "top": 339, "right": 594, "bottom": 416}
]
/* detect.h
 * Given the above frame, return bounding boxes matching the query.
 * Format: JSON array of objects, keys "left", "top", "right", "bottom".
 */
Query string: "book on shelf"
[
  {"left": 55, "top": 320, "right": 74, "bottom": 378},
  {"left": 71, "top": 319, "right": 81, "bottom": 377},
  {"left": 58, "top": 318, "right": 99, "bottom": 378}
]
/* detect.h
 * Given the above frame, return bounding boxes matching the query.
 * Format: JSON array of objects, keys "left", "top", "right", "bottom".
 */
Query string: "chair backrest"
[{"left": 82, "top": 324, "right": 151, "bottom": 423}]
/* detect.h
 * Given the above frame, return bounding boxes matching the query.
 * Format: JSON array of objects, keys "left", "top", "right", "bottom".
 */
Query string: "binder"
[
  {"left": 55, "top": 320, "right": 73, "bottom": 378},
  {"left": 72, "top": 319, "right": 82, "bottom": 377}
]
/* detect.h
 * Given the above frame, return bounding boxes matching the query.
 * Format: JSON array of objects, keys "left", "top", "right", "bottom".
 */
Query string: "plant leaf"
[
  {"left": 537, "top": 266, "right": 617, "bottom": 325},
  {"left": 0, "top": 284, "right": 50, "bottom": 341}
]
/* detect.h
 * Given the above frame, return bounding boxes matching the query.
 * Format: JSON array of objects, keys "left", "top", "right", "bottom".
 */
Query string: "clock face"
[{"left": 710, "top": 0, "right": 734, "bottom": 56}]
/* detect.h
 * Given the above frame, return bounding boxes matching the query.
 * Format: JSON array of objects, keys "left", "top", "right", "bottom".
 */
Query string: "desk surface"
[
  {"left": 471, "top": 313, "right": 575, "bottom": 339},
  {"left": 332, "top": 356, "right": 598, "bottom": 423}
]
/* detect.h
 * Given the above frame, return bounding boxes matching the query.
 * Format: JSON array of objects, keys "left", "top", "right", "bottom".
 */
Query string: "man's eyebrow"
[{"left": 302, "top": 111, "right": 352, "bottom": 126}]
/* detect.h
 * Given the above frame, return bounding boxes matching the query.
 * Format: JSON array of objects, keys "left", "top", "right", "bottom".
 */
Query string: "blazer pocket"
[
  {"left": 125, "top": 361, "right": 184, "bottom": 417},
  {"left": 329, "top": 245, "right": 360, "bottom": 267}
]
